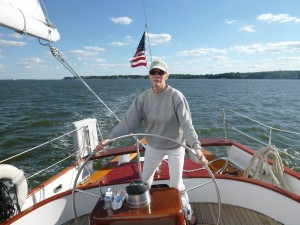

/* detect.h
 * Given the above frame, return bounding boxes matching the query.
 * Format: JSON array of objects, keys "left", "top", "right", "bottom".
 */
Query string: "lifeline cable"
[
  {"left": 229, "top": 108, "right": 300, "bottom": 162},
  {"left": 0, "top": 127, "right": 83, "bottom": 163}
]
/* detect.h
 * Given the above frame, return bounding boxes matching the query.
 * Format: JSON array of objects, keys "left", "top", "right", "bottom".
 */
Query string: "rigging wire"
[
  {"left": 142, "top": 0, "right": 153, "bottom": 62},
  {"left": 39, "top": 0, "right": 49, "bottom": 23},
  {"left": 49, "top": 45, "right": 146, "bottom": 149},
  {"left": 49, "top": 46, "right": 121, "bottom": 123},
  {"left": 39, "top": 0, "right": 56, "bottom": 29},
  {"left": 37, "top": 0, "right": 57, "bottom": 45}
]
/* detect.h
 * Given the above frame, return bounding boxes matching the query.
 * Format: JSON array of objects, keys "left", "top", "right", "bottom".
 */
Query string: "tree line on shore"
[{"left": 64, "top": 71, "right": 300, "bottom": 80}]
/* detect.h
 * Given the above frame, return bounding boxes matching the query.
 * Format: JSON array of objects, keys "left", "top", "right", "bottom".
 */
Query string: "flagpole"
[{"left": 142, "top": 0, "right": 152, "bottom": 63}]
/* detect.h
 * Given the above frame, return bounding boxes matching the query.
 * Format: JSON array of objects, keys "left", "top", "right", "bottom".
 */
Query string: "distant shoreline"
[{"left": 63, "top": 71, "right": 300, "bottom": 80}]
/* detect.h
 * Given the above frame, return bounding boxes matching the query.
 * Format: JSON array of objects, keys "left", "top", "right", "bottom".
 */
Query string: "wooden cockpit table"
[{"left": 89, "top": 187, "right": 185, "bottom": 225}]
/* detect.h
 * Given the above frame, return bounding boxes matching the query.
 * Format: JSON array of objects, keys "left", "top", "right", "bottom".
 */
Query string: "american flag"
[{"left": 131, "top": 32, "right": 147, "bottom": 68}]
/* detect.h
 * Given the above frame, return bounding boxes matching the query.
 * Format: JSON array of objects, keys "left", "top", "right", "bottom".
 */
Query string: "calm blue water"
[{"left": 1, "top": 79, "right": 300, "bottom": 189}]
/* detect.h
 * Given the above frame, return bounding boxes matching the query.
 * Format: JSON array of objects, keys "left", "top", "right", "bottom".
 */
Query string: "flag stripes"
[{"left": 131, "top": 32, "right": 147, "bottom": 68}]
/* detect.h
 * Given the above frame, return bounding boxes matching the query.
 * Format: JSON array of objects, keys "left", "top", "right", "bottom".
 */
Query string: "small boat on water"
[{"left": 1, "top": 1, "right": 300, "bottom": 225}]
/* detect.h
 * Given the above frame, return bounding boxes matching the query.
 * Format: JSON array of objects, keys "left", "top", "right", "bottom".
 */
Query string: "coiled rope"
[{"left": 244, "top": 145, "right": 290, "bottom": 191}]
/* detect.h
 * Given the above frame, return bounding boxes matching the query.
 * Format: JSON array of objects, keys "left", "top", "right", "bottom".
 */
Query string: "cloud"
[
  {"left": 95, "top": 58, "right": 106, "bottom": 63},
  {"left": 8, "top": 33, "right": 24, "bottom": 39},
  {"left": 18, "top": 58, "right": 44, "bottom": 69},
  {"left": 277, "top": 56, "right": 300, "bottom": 61},
  {"left": 225, "top": 19, "right": 238, "bottom": 24},
  {"left": 98, "top": 63, "right": 127, "bottom": 68},
  {"left": 124, "top": 35, "right": 133, "bottom": 42},
  {"left": 70, "top": 50, "right": 99, "bottom": 57},
  {"left": 84, "top": 46, "right": 106, "bottom": 51},
  {"left": 67, "top": 46, "right": 107, "bottom": 63},
  {"left": 110, "top": 17, "right": 133, "bottom": 25},
  {"left": 177, "top": 48, "right": 227, "bottom": 56},
  {"left": 213, "top": 56, "right": 231, "bottom": 61},
  {"left": 20, "top": 58, "right": 43, "bottom": 64},
  {"left": 231, "top": 41, "right": 300, "bottom": 54},
  {"left": 257, "top": 13, "right": 300, "bottom": 23},
  {"left": 70, "top": 47, "right": 107, "bottom": 62},
  {"left": 0, "top": 39, "right": 27, "bottom": 46},
  {"left": 77, "top": 57, "right": 106, "bottom": 62},
  {"left": 238, "top": 25, "right": 256, "bottom": 32},
  {"left": 147, "top": 33, "right": 171, "bottom": 45},
  {"left": 109, "top": 42, "right": 129, "bottom": 46}
]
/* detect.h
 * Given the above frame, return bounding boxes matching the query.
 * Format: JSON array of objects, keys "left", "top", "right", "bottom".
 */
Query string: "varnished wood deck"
[{"left": 63, "top": 203, "right": 282, "bottom": 225}]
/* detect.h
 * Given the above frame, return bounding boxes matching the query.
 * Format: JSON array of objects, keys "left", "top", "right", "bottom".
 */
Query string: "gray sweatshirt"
[{"left": 109, "top": 85, "right": 201, "bottom": 150}]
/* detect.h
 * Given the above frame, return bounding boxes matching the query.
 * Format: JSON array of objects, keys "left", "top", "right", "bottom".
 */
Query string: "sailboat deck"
[
  {"left": 190, "top": 203, "right": 282, "bottom": 225},
  {"left": 63, "top": 203, "right": 282, "bottom": 225}
]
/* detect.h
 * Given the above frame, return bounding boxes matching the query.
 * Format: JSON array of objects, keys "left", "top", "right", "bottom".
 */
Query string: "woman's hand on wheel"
[
  {"left": 195, "top": 148, "right": 208, "bottom": 164},
  {"left": 95, "top": 139, "right": 111, "bottom": 152}
]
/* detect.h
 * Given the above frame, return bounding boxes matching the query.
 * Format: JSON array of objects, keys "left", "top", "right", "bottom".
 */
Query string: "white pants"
[
  {"left": 141, "top": 145, "right": 192, "bottom": 220},
  {"left": 141, "top": 144, "right": 186, "bottom": 191}
]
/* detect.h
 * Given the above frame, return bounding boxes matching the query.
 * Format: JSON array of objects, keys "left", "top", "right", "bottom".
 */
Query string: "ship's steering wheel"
[{"left": 72, "top": 133, "right": 221, "bottom": 225}]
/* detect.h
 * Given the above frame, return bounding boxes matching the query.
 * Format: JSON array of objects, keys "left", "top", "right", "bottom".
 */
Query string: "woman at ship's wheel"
[{"left": 96, "top": 59, "right": 207, "bottom": 225}]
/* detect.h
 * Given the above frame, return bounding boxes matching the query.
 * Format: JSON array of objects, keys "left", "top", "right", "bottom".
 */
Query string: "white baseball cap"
[{"left": 149, "top": 60, "right": 168, "bottom": 73}]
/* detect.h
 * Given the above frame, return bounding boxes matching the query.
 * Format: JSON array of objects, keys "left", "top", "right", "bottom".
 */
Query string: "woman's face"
[{"left": 149, "top": 69, "right": 168, "bottom": 88}]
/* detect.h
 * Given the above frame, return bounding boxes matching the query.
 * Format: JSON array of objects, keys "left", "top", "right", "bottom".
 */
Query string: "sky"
[{"left": 1, "top": 0, "right": 300, "bottom": 80}]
